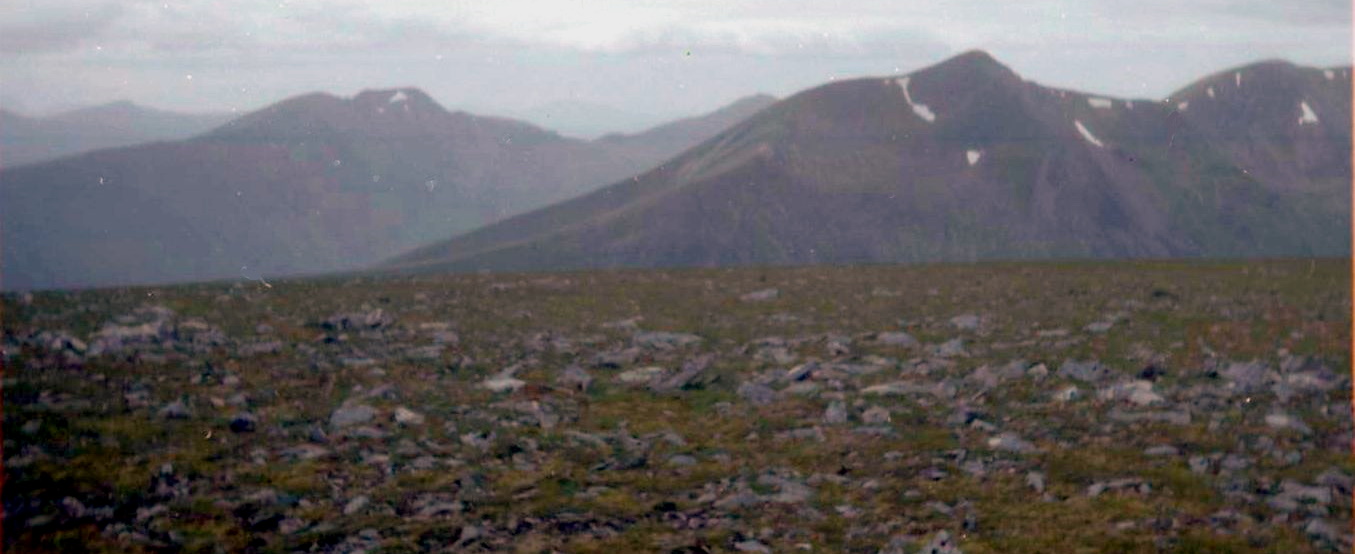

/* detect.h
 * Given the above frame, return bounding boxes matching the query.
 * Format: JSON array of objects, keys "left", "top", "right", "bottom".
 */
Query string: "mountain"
[
  {"left": 384, "top": 51, "right": 1350, "bottom": 275},
  {"left": 594, "top": 94, "right": 779, "bottom": 170},
  {"left": 514, "top": 100, "right": 659, "bottom": 139},
  {"left": 0, "top": 102, "right": 234, "bottom": 167},
  {"left": 0, "top": 90, "right": 773, "bottom": 290}
]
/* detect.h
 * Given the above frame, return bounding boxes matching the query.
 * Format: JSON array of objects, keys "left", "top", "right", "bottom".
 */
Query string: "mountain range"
[
  {"left": 384, "top": 51, "right": 1351, "bottom": 275},
  {"left": 0, "top": 102, "right": 235, "bottom": 167},
  {"left": 0, "top": 90, "right": 776, "bottom": 290}
]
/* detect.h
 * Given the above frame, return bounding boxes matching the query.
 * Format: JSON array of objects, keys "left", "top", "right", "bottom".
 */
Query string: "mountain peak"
[
  {"left": 351, "top": 87, "right": 441, "bottom": 112},
  {"left": 907, "top": 49, "right": 1021, "bottom": 86}
]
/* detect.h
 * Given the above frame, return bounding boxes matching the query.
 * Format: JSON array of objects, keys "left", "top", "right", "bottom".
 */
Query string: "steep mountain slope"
[
  {"left": 0, "top": 102, "right": 234, "bottom": 167},
  {"left": 385, "top": 52, "right": 1350, "bottom": 274},
  {"left": 0, "top": 90, "right": 772, "bottom": 290}
]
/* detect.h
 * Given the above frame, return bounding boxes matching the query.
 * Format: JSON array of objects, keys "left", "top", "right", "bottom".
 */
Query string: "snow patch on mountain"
[
  {"left": 966, "top": 150, "right": 982, "bottom": 166},
  {"left": 1324, "top": 69, "right": 1335, "bottom": 80},
  {"left": 1298, "top": 101, "right": 1319, "bottom": 125},
  {"left": 894, "top": 77, "right": 936, "bottom": 123},
  {"left": 1087, "top": 97, "right": 1113, "bottom": 109},
  {"left": 1074, "top": 120, "right": 1104, "bottom": 148},
  {"left": 389, "top": 91, "right": 408, "bottom": 104}
]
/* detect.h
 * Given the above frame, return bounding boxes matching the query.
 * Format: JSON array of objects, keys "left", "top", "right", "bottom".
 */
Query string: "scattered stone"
[
  {"left": 1264, "top": 412, "right": 1312, "bottom": 435},
  {"left": 950, "top": 314, "right": 981, "bottom": 330},
  {"left": 933, "top": 338, "right": 967, "bottom": 358},
  {"left": 734, "top": 539, "right": 772, "bottom": 552},
  {"left": 343, "top": 496, "right": 369, "bottom": 516},
  {"left": 920, "top": 530, "right": 962, "bottom": 554},
  {"left": 823, "top": 401, "right": 848, "bottom": 424},
  {"left": 616, "top": 366, "right": 666, "bottom": 385},
  {"left": 330, "top": 405, "right": 376, "bottom": 429},
  {"left": 1053, "top": 385, "right": 1081, "bottom": 403},
  {"left": 1058, "top": 359, "right": 1113, "bottom": 383},
  {"left": 987, "top": 433, "right": 1036, "bottom": 454},
  {"left": 1026, "top": 471, "right": 1047, "bottom": 493},
  {"left": 785, "top": 361, "right": 819, "bottom": 382},
  {"left": 1098, "top": 380, "right": 1164, "bottom": 406},
  {"left": 159, "top": 400, "right": 191, "bottom": 420},
  {"left": 1084, "top": 321, "right": 1114, "bottom": 333},
  {"left": 555, "top": 365, "right": 594, "bottom": 391},
  {"left": 229, "top": 412, "right": 258, "bottom": 433},
  {"left": 876, "top": 332, "right": 919, "bottom": 347},
  {"left": 633, "top": 331, "right": 703, "bottom": 350},
  {"left": 738, "top": 382, "right": 776, "bottom": 406},
  {"left": 650, "top": 354, "right": 714, "bottom": 392},
  {"left": 393, "top": 407, "right": 425, "bottom": 426},
  {"left": 1143, "top": 445, "right": 1179, "bottom": 457},
  {"left": 481, "top": 374, "right": 526, "bottom": 394},
  {"left": 861, "top": 406, "right": 892, "bottom": 424},
  {"left": 740, "top": 289, "right": 780, "bottom": 302}
]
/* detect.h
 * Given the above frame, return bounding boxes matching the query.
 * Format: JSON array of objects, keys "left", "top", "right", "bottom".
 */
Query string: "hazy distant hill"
[
  {"left": 0, "top": 102, "right": 234, "bottom": 167},
  {"left": 385, "top": 51, "right": 1350, "bottom": 274},
  {"left": 0, "top": 90, "right": 774, "bottom": 290}
]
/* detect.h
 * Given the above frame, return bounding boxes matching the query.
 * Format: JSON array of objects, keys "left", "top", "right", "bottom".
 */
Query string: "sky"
[{"left": 1, "top": 0, "right": 1350, "bottom": 134}]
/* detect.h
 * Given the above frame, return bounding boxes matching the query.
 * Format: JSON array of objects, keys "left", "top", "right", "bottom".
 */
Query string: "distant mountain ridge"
[
  {"left": 0, "top": 102, "right": 234, "bottom": 167},
  {"left": 384, "top": 51, "right": 1350, "bottom": 275},
  {"left": 0, "top": 90, "right": 777, "bottom": 290}
]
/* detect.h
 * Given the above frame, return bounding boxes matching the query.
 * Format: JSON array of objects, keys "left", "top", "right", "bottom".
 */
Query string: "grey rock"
[
  {"left": 594, "top": 347, "right": 642, "bottom": 368},
  {"left": 1144, "top": 445, "right": 1180, "bottom": 457},
  {"left": 322, "top": 309, "right": 393, "bottom": 331},
  {"left": 1107, "top": 408, "right": 1191, "bottom": 426},
  {"left": 785, "top": 361, "right": 819, "bottom": 382},
  {"left": 823, "top": 401, "right": 848, "bottom": 424},
  {"left": 280, "top": 444, "right": 331, "bottom": 461},
  {"left": 159, "top": 400, "right": 191, "bottom": 420},
  {"left": 738, "top": 382, "right": 776, "bottom": 406},
  {"left": 229, "top": 412, "right": 257, "bottom": 433},
  {"left": 876, "top": 332, "right": 919, "bottom": 348},
  {"left": 330, "top": 404, "right": 376, "bottom": 429},
  {"left": 633, "top": 331, "right": 703, "bottom": 350},
  {"left": 861, "top": 406, "right": 892, "bottom": 424},
  {"left": 1058, "top": 359, "right": 1113, "bottom": 383},
  {"left": 616, "top": 366, "right": 666, "bottom": 385},
  {"left": 343, "top": 496, "right": 370, "bottom": 516},
  {"left": 740, "top": 288, "right": 780, "bottom": 302},
  {"left": 1315, "top": 468, "right": 1353, "bottom": 493},
  {"left": 1026, "top": 471, "right": 1046, "bottom": 493},
  {"left": 1220, "top": 360, "right": 1268, "bottom": 392},
  {"left": 1084, "top": 321, "right": 1114, "bottom": 333},
  {"left": 556, "top": 365, "right": 594, "bottom": 391},
  {"left": 1052, "top": 385, "right": 1081, "bottom": 403},
  {"left": 933, "top": 338, "right": 967, "bottom": 358},
  {"left": 481, "top": 374, "right": 526, "bottom": 393},
  {"left": 987, "top": 433, "right": 1036, "bottom": 454},
  {"left": 1098, "top": 380, "right": 1164, "bottom": 406},
  {"left": 1264, "top": 412, "right": 1312, "bottom": 435},
  {"left": 393, "top": 407, "right": 425, "bottom": 426},
  {"left": 734, "top": 539, "right": 772, "bottom": 553},
  {"left": 667, "top": 454, "right": 698, "bottom": 467},
  {"left": 1188, "top": 455, "right": 1213, "bottom": 475},
  {"left": 920, "top": 530, "right": 962, "bottom": 554},
  {"left": 950, "top": 314, "right": 981, "bottom": 330},
  {"left": 650, "top": 354, "right": 714, "bottom": 392}
]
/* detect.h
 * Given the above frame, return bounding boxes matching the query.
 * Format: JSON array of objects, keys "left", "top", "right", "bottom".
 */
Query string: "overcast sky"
[{"left": 1, "top": 0, "right": 1350, "bottom": 132}]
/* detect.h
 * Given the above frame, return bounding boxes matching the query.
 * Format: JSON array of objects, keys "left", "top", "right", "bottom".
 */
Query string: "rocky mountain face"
[
  {"left": 385, "top": 51, "right": 1350, "bottom": 275},
  {"left": 0, "top": 90, "right": 774, "bottom": 290},
  {"left": 0, "top": 102, "right": 234, "bottom": 167}
]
